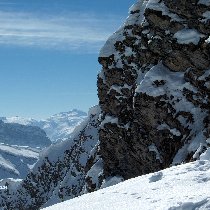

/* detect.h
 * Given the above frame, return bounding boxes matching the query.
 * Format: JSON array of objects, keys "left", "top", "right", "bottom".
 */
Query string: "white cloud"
[{"left": 0, "top": 11, "right": 121, "bottom": 52}]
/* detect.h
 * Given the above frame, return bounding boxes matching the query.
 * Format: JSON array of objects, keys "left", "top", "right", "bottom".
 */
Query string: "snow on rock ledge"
[
  {"left": 97, "top": 0, "right": 210, "bottom": 180},
  {"left": 173, "top": 28, "right": 204, "bottom": 45},
  {"left": 198, "top": 0, "right": 210, "bottom": 6}
]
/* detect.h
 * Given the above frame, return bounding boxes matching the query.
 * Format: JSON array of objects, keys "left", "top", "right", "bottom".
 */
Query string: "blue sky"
[{"left": 0, "top": 0, "right": 135, "bottom": 119}]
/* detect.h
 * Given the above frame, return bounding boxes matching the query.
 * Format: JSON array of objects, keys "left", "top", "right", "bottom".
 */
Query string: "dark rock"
[{"left": 98, "top": 0, "right": 210, "bottom": 180}]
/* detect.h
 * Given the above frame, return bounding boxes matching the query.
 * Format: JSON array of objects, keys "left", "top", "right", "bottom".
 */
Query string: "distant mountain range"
[
  {"left": 0, "top": 109, "right": 87, "bottom": 181},
  {"left": 0, "top": 120, "right": 51, "bottom": 148},
  {"left": 0, "top": 106, "right": 100, "bottom": 209},
  {"left": 0, "top": 120, "right": 50, "bottom": 180},
  {"left": 1, "top": 109, "right": 87, "bottom": 143}
]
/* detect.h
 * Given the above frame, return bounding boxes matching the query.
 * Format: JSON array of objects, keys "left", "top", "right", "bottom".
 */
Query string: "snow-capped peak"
[{"left": 1, "top": 109, "right": 87, "bottom": 143}]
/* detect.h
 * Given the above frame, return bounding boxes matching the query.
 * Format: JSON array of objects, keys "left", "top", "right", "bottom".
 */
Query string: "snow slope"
[
  {"left": 0, "top": 143, "right": 39, "bottom": 179},
  {"left": 43, "top": 153, "right": 210, "bottom": 210},
  {"left": 0, "top": 121, "right": 48, "bottom": 181},
  {"left": 1, "top": 109, "right": 87, "bottom": 143}
]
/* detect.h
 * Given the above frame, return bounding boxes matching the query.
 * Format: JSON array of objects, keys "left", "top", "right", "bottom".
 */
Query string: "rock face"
[
  {"left": 98, "top": 0, "right": 210, "bottom": 179},
  {"left": 0, "top": 106, "right": 100, "bottom": 209}
]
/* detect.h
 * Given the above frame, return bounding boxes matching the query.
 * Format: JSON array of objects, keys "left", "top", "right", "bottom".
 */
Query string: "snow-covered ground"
[
  {"left": 43, "top": 150, "right": 210, "bottom": 210},
  {"left": 0, "top": 143, "right": 39, "bottom": 179}
]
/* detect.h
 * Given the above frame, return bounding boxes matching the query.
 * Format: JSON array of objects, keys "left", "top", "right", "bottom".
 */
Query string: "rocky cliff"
[
  {"left": 1, "top": 0, "right": 210, "bottom": 209},
  {"left": 0, "top": 106, "right": 100, "bottom": 209},
  {"left": 98, "top": 0, "right": 210, "bottom": 179}
]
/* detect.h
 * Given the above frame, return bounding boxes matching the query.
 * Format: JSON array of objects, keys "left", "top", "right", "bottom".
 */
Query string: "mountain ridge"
[
  {"left": 1, "top": 109, "right": 87, "bottom": 143},
  {"left": 0, "top": 120, "right": 51, "bottom": 148}
]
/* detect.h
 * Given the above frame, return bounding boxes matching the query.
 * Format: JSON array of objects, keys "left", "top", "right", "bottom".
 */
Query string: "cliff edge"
[{"left": 98, "top": 0, "right": 210, "bottom": 179}]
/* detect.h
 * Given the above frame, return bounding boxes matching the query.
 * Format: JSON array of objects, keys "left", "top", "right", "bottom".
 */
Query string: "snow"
[
  {"left": 127, "top": 0, "right": 147, "bottom": 25},
  {"left": 0, "top": 144, "right": 39, "bottom": 159},
  {"left": 2, "top": 116, "right": 35, "bottom": 125},
  {"left": 99, "top": 0, "right": 146, "bottom": 58},
  {"left": 43, "top": 159, "right": 210, "bottom": 210},
  {"left": 194, "top": 143, "right": 207, "bottom": 160},
  {"left": 146, "top": 0, "right": 184, "bottom": 22},
  {"left": 108, "top": 84, "right": 132, "bottom": 95},
  {"left": 187, "top": 132, "right": 206, "bottom": 153},
  {"left": 37, "top": 105, "right": 100, "bottom": 208},
  {"left": 135, "top": 61, "right": 208, "bottom": 167},
  {"left": 98, "top": 69, "right": 106, "bottom": 82},
  {"left": 135, "top": 62, "right": 185, "bottom": 97},
  {"left": 200, "top": 148, "right": 210, "bottom": 160},
  {"left": 40, "top": 109, "right": 87, "bottom": 142},
  {"left": 206, "top": 36, "right": 210, "bottom": 43},
  {"left": 157, "top": 123, "right": 181, "bottom": 136},
  {"left": 0, "top": 178, "right": 22, "bottom": 193},
  {"left": 100, "top": 115, "right": 118, "bottom": 128},
  {"left": 2, "top": 109, "right": 87, "bottom": 143},
  {"left": 86, "top": 159, "right": 103, "bottom": 187},
  {"left": 37, "top": 106, "right": 98, "bottom": 164},
  {"left": 108, "top": 85, "right": 123, "bottom": 94},
  {"left": 172, "top": 144, "right": 189, "bottom": 165},
  {"left": 0, "top": 154, "right": 19, "bottom": 175},
  {"left": 129, "top": 1, "right": 144, "bottom": 13},
  {"left": 198, "top": 69, "right": 210, "bottom": 80},
  {"left": 207, "top": 138, "right": 210, "bottom": 144},
  {"left": 99, "top": 27, "right": 125, "bottom": 57},
  {"left": 149, "top": 171, "right": 163, "bottom": 183},
  {"left": 148, "top": 143, "right": 162, "bottom": 163},
  {"left": 100, "top": 176, "right": 124, "bottom": 189},
  {"left": 198, "top": 0, "right": 210, "bottom": 6},
  {"left": 0, "top": 143, "right": 39, "bottom": 179},
  {"left": 201, "top": 11, "right": 210, "bottom": 23},
  {"left": 173, "top": 29, "right": 203, "bottom": 45}
]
